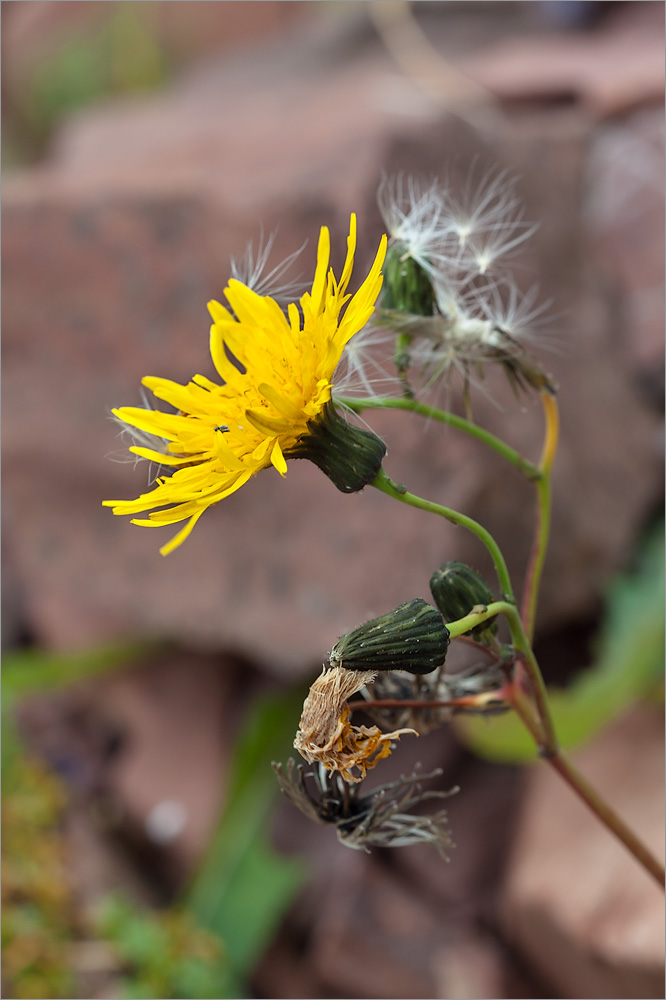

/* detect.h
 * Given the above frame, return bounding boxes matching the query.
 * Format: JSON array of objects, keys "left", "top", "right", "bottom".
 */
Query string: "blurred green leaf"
[
  {"left": 1, "top": 645, "right": 306, "bottom": 996},
  {"left": 186, "top": 685, "right": 307, "bottom": 995},
  {"left": 7, "top": 2, "right": 169, "bottom": 165},
  {"left": 97, "top": 894, "right": 227, "bottom": 1000},
  {"left": 2, "top": 643, "right": 151, "bottom": 779},
  {"left": 2, "top": 642, "right": 150, "bottom": 699},
  {"left": 456, "top": 523, "right": 665, "bottom": 762}
]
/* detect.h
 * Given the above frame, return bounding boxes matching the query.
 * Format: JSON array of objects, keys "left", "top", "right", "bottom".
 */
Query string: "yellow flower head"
[{"left": 104, "top": 215, "right": 387, "bottom": 555}]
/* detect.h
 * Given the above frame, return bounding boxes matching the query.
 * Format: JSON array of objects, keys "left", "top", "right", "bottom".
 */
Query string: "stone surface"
[
  {"left": 462, "top": 0, "right": 664, "bottom": 117},
  {"left": 500, "top": 704, "right": 665, "bottom": 1000},
  {"left": 3, "top": 8, "right": 663, "bottom": 679}
]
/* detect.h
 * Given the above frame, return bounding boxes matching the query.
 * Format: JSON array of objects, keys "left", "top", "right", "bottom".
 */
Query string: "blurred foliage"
[
  {"left": 4, "top": 3, "right": 170, "bottom": 166},
  {"left": 456, "top": 521, "right": 665, "bottom": 762},
  {"left": 1, "top": 642, "right": 148, "bottom": 779},
  {"left": 2, "top": 644, "right": 307, "bottom": 999},
  {"left": 1, "top": 747, "right": 75, "bottom": 1000},
  {"left": 186, "top": 686, "right": 307, "bottom": 995},
  {"left": 96, "top": 895, "right": 226, "bottom": 1000}
]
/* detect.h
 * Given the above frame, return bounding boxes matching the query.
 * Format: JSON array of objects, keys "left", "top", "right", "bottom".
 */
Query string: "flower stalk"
[
  {"left": 371, "top": 468, "right": 515, "bottom": 601},
  {"left": 340, "top": 395, "right": 541, "bottom": 481},
  {"left": 521, "top": 391, "right": 559, "bottom": 641}
]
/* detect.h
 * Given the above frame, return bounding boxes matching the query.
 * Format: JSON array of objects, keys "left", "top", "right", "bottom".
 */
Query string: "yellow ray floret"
[{"left": 104, "top": 215, "right": 387, "bottom": 555}]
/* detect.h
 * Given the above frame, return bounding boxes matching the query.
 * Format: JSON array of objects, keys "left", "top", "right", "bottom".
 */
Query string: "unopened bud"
[
  {"left": 330, "top": 599, "right": 450, "bottom": 675},
  {"left": 429, "top": 562, "right": 498, "bottom": 645},
  {"left": 382, "top": 243, "right": 436, "bottom": 317}
]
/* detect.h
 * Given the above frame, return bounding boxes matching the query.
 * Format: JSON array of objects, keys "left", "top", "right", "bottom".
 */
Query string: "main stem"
[
  {"left": 509, "top": 687, "right": 665, "bottom": 887},
  {"left": 521, "top": 392, "right": 559, "bottom": 641}
]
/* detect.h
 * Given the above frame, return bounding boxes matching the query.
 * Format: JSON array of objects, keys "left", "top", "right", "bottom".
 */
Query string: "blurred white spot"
[{"left": 145, "top": 800, "right": 187, "bottom": 844}]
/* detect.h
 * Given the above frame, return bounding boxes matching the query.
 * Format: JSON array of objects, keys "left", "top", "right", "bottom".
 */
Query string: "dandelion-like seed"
[
  {"left": 375, "top": 169, "right": 555, "bottom": 402},
  {"left": 229, "top": 229, "right": 307, "bottom": 304},
  {"left": 104, "top": 216, "right": 387, "bottom": 554},
  {"left": 377, "top": 174, "right": 451, "bottom": 278},
  {"left": 441, "top": 167, "right": 538, "bottom": 277}
]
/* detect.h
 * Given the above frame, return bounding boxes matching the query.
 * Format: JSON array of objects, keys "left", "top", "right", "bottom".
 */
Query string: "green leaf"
[
  {"left": 2, "top": 642, "right": 152, "bottom": 699},
  {"left": 185, "top": 685, "right": 308, "bottom": 994},
  {"left": 456, "top": 523, "right": 665, "bottom": 762}
]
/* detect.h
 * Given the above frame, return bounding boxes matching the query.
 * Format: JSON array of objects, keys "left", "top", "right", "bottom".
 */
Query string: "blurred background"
[{"left": 2, "top": 2, "right": 664, "bottom": 998}]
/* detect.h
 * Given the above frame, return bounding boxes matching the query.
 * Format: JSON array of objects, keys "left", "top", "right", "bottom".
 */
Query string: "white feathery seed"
[
  {"left": 230, "top": 229, "right": 307, "bottom": 304},
  {"left": 373, "top": 167, "right": 552, "bottom": 397}
]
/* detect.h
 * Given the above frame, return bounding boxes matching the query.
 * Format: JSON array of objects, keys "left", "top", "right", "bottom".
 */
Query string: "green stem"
[
  {"left": 444, "top": 600, "right": 557, "bottom": 752},
  {"left": 371, "top": 468, "right": 515, "bottom": 601},
  {"left": 445, "top": 601, "right": 515, "bottom": 638},
  {"left": 521, "top": 475, "right": 551, "bottom": 642},
  {"left": 339, "top": 395, "right": 541, "bottom": 481},
  {"left": 547, "top": 752, "right": 665, "bottom": 887},
  {"left": 521, "top": 392, "right": 559, "bottom": 641},
  {"left": 371, "top": 469, "right": 558, "bottom": 750}
]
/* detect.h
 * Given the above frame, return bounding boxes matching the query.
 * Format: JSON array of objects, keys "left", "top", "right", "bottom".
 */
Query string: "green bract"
[
  {"left": 429, "top": 561, "right": 498, "bottom": 645},
  {"left": 329, "top": 599, "right": 450, "bottom": 675}
]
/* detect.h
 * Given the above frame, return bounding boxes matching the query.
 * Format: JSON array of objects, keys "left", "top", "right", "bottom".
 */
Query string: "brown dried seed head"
[{"left": 293, "top": 666, "right": 416, "bottom": 783}]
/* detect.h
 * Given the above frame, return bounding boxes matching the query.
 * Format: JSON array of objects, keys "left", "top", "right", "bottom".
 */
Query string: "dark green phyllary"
[
  {"left": 289, "top": 402, "right": 386, "bottom": 493},
  {"left": 329, "top": 599, "right": 450, "bottom": 675},
  {"left": 429, "top": 562, "right": 498, "bottom": 645}
]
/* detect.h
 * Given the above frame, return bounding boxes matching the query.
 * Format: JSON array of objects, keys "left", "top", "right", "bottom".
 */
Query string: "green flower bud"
[
  {"left": 329, "top": 599, "right": 450, "bottom": 675},
  {"left": 429, "top": 562, "right": 498, "bottom": 644},
  {"left": 288, "top": 402, "right": 386, "bottom": 493},
  {"left": 381, "top": 243, "right": 436, "bottom": 317}
]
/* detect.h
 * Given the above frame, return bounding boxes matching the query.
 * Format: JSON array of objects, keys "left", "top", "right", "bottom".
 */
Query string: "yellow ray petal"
[{"left": 271, "top": 438, "right": 288, "bottom": 476}]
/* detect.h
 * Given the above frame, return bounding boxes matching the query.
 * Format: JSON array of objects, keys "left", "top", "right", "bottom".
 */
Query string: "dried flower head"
[
  {"left": 104, "top": 216, "right": 387, "bottom": 554},
  {"left": 273, "top": 758, "right": 457, "bottom": 859},
  {"left": 293, "top": 666, "right": 415, "bottom": 783}
]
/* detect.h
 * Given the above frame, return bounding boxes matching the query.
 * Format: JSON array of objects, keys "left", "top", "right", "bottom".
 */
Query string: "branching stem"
[{"left": 369, "top": 476, "right": 665, "bottom": 887}]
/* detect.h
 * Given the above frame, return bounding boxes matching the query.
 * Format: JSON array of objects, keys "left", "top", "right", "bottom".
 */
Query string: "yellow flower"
[{"left": 104, "top": 215, "right": 387, "bottom": 555}]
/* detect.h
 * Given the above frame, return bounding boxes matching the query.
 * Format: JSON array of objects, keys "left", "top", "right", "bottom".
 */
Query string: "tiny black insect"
[{"left": 214, "top": 425, "right": 230, "bottom": 433}]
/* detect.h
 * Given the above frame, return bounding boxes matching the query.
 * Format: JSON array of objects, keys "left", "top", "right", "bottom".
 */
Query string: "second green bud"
[{"left": 429, "top": 562, "right": 498, "bottom": 646}]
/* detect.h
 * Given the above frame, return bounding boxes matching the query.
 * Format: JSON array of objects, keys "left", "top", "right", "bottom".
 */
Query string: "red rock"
[{"left": 461, "top": 1, "right": 665, "bottom": 117}]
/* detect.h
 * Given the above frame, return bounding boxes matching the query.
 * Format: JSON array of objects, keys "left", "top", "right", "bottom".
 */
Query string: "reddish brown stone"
[{"left": 501, "top": 705, "right": 665, "bottom": 1000}]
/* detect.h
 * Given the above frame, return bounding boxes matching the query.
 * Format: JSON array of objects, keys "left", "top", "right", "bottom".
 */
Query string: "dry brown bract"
[{"left": 293, "top": 666, "right": 416, "bottom": 783}]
